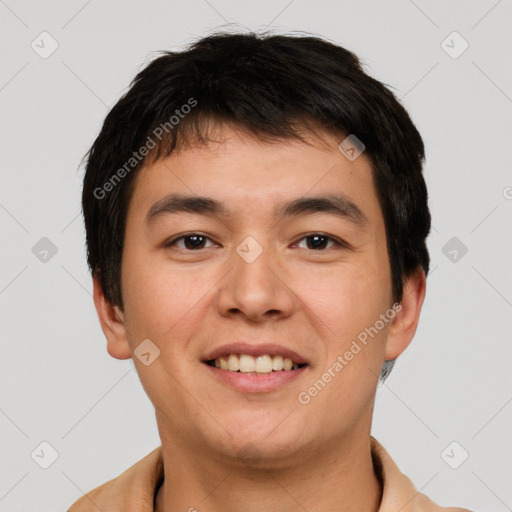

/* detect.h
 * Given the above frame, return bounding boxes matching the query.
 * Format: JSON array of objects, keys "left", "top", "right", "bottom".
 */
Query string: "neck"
[{"left": 154, "top": 431, "right": 382, "bottom": 512}]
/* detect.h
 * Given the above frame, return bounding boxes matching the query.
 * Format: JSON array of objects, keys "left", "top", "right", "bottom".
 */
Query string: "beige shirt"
[{"left": 68, "top": 437, "right": 470, "bottom": 511}]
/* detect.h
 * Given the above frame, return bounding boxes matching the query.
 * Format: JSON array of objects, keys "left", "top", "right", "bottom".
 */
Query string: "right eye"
[{"left": 164, "top": 234, "right": 217, "bottom": 251}]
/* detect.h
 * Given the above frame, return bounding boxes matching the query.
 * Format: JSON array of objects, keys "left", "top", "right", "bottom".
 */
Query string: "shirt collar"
[{"left": 68, "top": 436, "right": 464, "bottom": 511}]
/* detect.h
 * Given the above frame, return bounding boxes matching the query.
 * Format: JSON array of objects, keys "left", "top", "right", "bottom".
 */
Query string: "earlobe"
[
  {"left": 92, "top": 273, "right": 132, "bottom": 360},
  {"left": 384, "top": 268, "right": 427, "bottom": 361}
]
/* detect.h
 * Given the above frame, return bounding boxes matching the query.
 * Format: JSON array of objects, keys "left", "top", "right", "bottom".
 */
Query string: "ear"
[
  {"left": 92, "top": 272, "right": 132, "bottom": 360},
  {"left": 384, "top": 268, "right": 427, "bottom": 361}
]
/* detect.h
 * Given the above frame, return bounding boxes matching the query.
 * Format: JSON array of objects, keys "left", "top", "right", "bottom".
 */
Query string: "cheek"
[
  {"left": 120, "top": 257, "right": 212, "bottom": 415},
  {"left": 294, "top": 256, "right": 388, "bottom": 340},
  {"left": 121, "top": 252, "right": 211, "bottom": 346},
  {"left": 292, "top": 252, "right": 390, "bottom": 411}
]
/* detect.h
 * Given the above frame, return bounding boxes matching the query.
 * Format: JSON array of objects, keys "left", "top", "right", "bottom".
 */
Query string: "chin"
[{"left": 204, "top": 412, "right": 309, "bottom": 463}]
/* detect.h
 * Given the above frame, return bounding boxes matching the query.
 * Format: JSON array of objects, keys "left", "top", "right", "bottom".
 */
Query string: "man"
[{"left": 69, "top": 32, "right": 470, "bottom": 511}]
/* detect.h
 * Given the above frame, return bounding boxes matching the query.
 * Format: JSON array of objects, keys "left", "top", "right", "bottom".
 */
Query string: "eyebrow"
[{"left": 145, "top": 193, "right": 368, "bottom": 227}]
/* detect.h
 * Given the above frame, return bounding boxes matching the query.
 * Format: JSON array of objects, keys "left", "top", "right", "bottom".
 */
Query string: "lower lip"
[{"left": 203, "top": 363, "right": 308, "bottom": 393}]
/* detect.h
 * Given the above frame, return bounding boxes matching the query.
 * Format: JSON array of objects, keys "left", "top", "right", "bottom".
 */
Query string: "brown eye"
[
  {"left": 166, "top": 234, "right": 215, "bottom": 250},
  {"left": 296, "top": 234, "right": 338, "bottom": 250}
]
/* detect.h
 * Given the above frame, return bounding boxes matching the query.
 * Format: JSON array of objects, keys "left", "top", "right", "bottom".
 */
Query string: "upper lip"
[{"left": 203, "top": 343, "right": 309, "bottom": 365}]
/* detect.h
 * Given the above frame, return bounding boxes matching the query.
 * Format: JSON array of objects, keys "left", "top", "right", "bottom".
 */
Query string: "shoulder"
[
  {"left": 411, "top": 492, "right": 473, "bottom": 512},
  {"left": 67, "top": 446, "right": 164, "bottom": 512},
  {"left": 370, "top": 437, "right": 471, "bottom": 512}
]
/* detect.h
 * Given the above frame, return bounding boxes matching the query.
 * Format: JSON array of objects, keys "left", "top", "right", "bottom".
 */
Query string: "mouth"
[
  {"left": 204, "top": 354, "right": 308, "bottom": 374},
  {"left": 201, "top": 343, "right": 310, "bottom": 392}
]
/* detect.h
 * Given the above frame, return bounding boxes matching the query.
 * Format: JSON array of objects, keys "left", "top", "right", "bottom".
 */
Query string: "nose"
[{"left": 215, "top": 237, "right": 296, "bottom": 322}]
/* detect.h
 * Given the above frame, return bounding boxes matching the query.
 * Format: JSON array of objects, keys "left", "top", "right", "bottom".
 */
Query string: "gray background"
[{"left": 1, "top": 1, "right": 511, "bottom": 510}]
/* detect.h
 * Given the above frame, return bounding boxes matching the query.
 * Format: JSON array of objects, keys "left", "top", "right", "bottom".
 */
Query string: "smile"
[{"left": 206, "top": 354, "right": 307, "bottom": 374}]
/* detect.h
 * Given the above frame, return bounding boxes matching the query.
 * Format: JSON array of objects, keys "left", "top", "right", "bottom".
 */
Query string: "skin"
[{"left": 93, "top": 124, "right": 426, "bottom": 512}]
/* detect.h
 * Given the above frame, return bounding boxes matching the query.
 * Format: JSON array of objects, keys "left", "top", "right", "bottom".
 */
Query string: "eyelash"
[{"left": 164, "top": 233, "right": 348, "bottom": 251}]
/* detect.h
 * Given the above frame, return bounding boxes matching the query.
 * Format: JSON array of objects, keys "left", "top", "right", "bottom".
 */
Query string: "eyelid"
[
  {"left": 292, "top": 232, "right": 350, "bottom": 250},
  {"left": 164, "top": 233, "right": 218, "bottom": 249},
  {"left": 165, "top": 232, "right": 349, "bottom": 251}
]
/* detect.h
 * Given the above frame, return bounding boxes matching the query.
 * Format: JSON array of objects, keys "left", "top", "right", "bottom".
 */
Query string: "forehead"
[{"left": 126, "top": 125, "right": 383, "bottom": 231}]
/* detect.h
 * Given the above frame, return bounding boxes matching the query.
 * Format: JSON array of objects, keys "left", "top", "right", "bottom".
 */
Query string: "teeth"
[
  {"left": 272, "top": 355, "right": 283, "bottom": 371},
  {"left": 255, "top": 355, "right": 273, "bottom": 373},
  {"left": 227, "top": 354, "right": 239, "bottom": 371},
  {"left": 210, "top": 354, "right": 303, "bottom": 373},
  {"left": 239, "top": 354, "right": 255, "bottom": 373}
]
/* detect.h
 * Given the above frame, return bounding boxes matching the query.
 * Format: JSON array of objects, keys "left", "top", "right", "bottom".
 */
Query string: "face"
[{"left": 96, "top": 124, "right": 424, "bottom": 467}]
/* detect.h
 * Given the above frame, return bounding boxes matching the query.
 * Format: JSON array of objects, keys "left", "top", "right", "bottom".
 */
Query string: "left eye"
[
  {"left": 295, "top": 234, "right": 340, "bottom": 250},
  {"left": 165, "top": 234, "right": 216, "bottom": 250}
]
